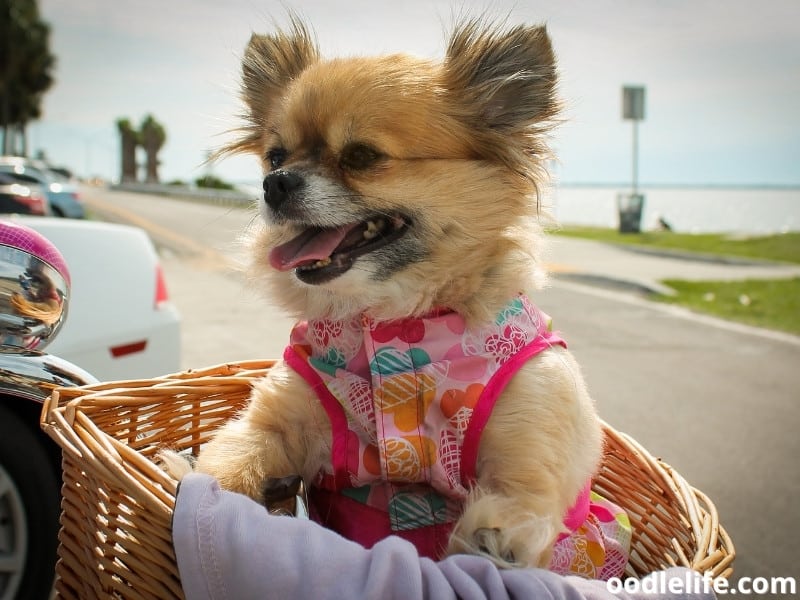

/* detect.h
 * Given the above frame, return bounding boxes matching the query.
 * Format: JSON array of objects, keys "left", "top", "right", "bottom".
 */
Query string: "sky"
[{"left": 31, "top": 0, "right": 800, "bottom": 187}]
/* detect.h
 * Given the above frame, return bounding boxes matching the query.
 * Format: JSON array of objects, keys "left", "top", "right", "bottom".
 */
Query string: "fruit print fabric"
[{"left": 550, "top": 491, "right": 632, "bottom": 580}]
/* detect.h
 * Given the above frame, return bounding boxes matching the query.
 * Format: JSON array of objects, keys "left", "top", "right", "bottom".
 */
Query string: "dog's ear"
[
  {"left": 444, "top": 20, "right": 558, "bottom": 133},
  {"left": 219, "top": 18, "right": 319, "bottom": 158},
  {"left": 242, "top": 19, "right": 319, "bottom": 117}
]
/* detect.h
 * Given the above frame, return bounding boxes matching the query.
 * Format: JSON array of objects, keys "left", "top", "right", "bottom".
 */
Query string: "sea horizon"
[{"left": 234, "top": 181, "right": 800, "bottom": 235}]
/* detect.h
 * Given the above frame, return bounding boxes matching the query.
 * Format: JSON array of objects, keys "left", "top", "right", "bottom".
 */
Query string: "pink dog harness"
[{"left": 284, "top": 295, "right": 629, "bottom": 578}]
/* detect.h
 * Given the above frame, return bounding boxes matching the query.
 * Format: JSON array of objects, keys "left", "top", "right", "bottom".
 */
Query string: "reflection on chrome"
[{"left": 0, "top": 224, "right": 70, "bottom": 351}]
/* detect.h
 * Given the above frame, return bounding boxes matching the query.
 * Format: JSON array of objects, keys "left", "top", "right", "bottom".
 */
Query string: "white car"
[{"left": 9, "top": 216, "right": 181, "bottom": 381}]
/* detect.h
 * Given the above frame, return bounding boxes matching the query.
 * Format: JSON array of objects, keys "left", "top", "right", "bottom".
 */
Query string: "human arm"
[{"left": 172, "top": 473, "right": 715, "bottom": 600}]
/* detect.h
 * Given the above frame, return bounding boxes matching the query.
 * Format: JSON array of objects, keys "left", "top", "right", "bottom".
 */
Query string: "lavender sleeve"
[{"left": 172, "top": 473, "right": 715, "bottom": 600}]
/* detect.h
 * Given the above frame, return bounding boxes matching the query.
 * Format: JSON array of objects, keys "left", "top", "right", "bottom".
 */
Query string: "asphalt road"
[{"left": 82, "top": 186, "right": 799, "bottom": 593}]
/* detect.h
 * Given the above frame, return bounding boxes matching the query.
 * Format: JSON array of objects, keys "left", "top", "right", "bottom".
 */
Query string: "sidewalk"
[{"left": 546, "top": 236, "right": 800, "bottom": 295}]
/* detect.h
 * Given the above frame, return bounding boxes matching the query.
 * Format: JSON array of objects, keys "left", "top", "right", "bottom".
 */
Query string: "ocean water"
[
  {"left": 543, "top": 186, "right": 800, "bottom": 234},
  {"left": 239, "top": 182, "right": 800, "bottom": 235}
]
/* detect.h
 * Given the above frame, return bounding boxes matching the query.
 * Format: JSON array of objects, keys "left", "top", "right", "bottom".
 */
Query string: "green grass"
[
  {"left": 655, "top": 278, "right": 800, "bottom": 334},
  {"left": 553, "top": 226, "right": 800, "bottom": 265},
  {"left": 552, "top": 227, "right": 800, "bottom": 334}
]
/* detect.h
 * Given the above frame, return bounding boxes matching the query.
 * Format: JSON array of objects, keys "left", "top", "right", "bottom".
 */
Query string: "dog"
[{"left": 179, "top": 16, "right": 629, "bottom": 575}]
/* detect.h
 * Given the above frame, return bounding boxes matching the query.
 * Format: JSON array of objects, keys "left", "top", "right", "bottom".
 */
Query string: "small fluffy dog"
[{"left": 187, "top": 17, "right": 614, "bottom": 572}]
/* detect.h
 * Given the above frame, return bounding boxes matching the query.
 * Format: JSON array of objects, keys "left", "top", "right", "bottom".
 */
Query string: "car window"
[
  {"left": 0, "top": 164, "right": 50, "bottom": 184},
  {"left": 0, "top": 171, "right": 40, "bottom": 185},
  {"left": 45, "top": 169, "right": 70, "bottom": 183},
  {"left": 22, "top": 166, "right": 51, "bottom": 182}
]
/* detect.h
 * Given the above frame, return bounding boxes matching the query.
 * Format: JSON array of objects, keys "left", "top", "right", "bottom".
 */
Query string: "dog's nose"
[{"left": 263, "top": 170, "right": 303, "bottom": 211}]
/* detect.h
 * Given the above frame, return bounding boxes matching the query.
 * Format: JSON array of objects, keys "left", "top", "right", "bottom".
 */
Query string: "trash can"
[{"left": 617, "top": 193, "right": 644, "bottom": 233}]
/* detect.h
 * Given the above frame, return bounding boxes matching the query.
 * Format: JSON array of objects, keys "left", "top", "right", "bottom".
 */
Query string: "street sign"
[{"left": 622, "top": 86, "right": 646, "bottom": 120}]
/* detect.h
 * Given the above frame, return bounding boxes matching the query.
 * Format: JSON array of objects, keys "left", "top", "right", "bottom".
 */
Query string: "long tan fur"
[{"left": 193, "top": 16, "right": 602, "bottom": 569}]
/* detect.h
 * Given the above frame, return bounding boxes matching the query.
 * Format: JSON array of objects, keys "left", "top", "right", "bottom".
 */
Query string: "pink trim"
[
  {"left": 460, "top": 332, "right": 566, "bottom": 485},
  {"left": 458, "top": 330, "right": 590, "bottom": 539},
  {"left": 560, "top": 481, "right": 591, "bottom": 538},
  {"left": 283, "top": 345, "right": 351, "bottom": 489}
]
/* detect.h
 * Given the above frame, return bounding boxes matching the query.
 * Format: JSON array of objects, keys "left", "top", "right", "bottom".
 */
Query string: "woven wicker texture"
[{"left": 41, "top": 359, "right": 734, "bottom": 599}]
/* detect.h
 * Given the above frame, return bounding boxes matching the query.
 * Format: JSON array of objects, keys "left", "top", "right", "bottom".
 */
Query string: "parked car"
[
  {"left": 12, "top": 216, "right": 182, "bottom": 381},
  {"left": 0, "top": 157, "right": 86, "bottom": 219},
  {"left": 0, "top": 217, "right": 181, "bottom": 599},
  {"left": 0, "top": 173, "right": 49, "bottom": 215},
  {"left": 0, "top": 220, "right": 95, "bottom": 600}
]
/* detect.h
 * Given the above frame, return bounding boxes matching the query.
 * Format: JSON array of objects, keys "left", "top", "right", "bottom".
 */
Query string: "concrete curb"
[
  {"left": 111, "top": 182, "right": 256, "bottom": 208},
  {"left": 609, "top": 242, "right": 792, "bottom": 267},
  {"left": 552, "top": 272, "right": 677, "bottom": 297}
]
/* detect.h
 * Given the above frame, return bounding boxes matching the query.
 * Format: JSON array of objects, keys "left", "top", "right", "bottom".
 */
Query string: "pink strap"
[
  {"left": 561, "top": 481, "right": 591, "bottom": 535},
  {"left": 460, "top": 332, "right": 566, "bottom": 485},
  {"left": 459, "top": 330, "right": 589, "bottom": 539},
  {"left": 283, "top": 345, "right": 351, "bottom": 489}
]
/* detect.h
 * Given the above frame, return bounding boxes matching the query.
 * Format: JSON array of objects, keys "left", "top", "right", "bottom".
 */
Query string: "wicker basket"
[{"left": 41, "top": 359, "right": 735, "bottom": 599}]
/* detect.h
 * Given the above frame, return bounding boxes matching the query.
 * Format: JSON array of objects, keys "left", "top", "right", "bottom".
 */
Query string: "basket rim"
[{"left": 41, "top": 358, "right": 735, "bottom": 584}]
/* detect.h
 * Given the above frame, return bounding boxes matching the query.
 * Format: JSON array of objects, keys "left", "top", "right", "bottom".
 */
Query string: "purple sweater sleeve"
[{"left": 172, "top": 473, "right": 715, "bottom": 600}]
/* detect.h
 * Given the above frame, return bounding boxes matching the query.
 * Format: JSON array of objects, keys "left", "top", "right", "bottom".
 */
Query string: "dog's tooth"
[{"left": 364, "top": 220, "right": 379, "bottom": 240}]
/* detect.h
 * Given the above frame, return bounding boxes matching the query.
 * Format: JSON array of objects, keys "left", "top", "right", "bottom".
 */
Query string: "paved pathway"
[{"left": 547, "top": 235, "right": 800, "bottom": 296}]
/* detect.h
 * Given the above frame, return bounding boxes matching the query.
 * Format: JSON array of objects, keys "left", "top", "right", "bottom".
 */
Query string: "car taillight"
[
  {"left": 15, "top": 192, "right": 47, "bottom": 215},
  {"left": 110, "top": 340, "right": 148, "bottom": 357},
  {"left": 155, "top": 263, "right": 169, "bottom": 308}
]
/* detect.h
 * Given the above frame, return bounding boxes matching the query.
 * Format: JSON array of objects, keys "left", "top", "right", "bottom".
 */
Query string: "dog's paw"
[
  {"left": 448, "top": 522, "right": 527, "bottom": 569},
  {"left": 447, "top": 490, "right": 557, "bottom": 569},
  {"left": 261, "top": 474, "right": 303, "bottom": 514},
  {"left": 473, "top": 527, "right": 518, "bottom": 565},
  {"left": 157, "top": 448, "right": 196, "bottom": 480}
]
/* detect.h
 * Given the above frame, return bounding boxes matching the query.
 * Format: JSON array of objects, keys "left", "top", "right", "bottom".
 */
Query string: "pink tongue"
[{"left": 269, "top": 225, "right": 355, "bottom": 271}]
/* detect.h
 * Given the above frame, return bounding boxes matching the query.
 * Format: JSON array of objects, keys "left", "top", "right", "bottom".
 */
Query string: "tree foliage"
[
  {"left": 140, "top": 113, "right": 166, "bottom": 183},
  {"left": 195, "top": 174, "right": 234, "bottom": 190},
  {"left": 0, "top": 0, "right": 55, "bottom": 154},
  {"left": 116, "top": 114, "right": 168, "bottom": 183},
  {"left": 117, "top": 118, "right": 139, "bottom": 182},
  {"left": 140, "top": 114, "right": 166, "bottom": 150}
]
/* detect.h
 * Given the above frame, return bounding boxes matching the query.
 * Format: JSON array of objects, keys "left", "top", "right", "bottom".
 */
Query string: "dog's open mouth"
[{"left": 268, "top": 214, "right": 410, "bottom": 284}]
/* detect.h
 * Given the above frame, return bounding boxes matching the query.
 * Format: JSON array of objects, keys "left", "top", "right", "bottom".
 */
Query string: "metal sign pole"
[
  {"left": 620, "top": 85, "right": 646, "bottom": 233},
  {"left": 633, "top": 118, "right": 639, "bottom": 196}
]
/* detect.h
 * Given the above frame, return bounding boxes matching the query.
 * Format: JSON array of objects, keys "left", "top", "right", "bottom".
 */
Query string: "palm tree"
[
  {"left": 140, "top": 114, "right": 166, "bottom": 183},
  {"left": 0, "top": 0, "right": 55, "bottom": 155},
  {"left": 116, "top": 118, "right": 138, "bottom": 183}
]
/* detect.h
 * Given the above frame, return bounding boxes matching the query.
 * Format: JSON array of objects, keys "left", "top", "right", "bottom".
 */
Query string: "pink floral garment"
[{"left": 284, "top": 295, "right": 630, "bottom": 579}]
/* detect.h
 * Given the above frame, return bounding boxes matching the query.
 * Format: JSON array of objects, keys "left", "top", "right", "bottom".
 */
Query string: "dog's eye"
[
  {"left": 340, "top": 143, "right": 383, "bottom": 171},
  {"left": 266, "top": 148, "right": 287, "bottom": 170}
]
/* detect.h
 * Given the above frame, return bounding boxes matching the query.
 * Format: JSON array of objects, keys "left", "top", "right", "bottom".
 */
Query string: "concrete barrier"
[{"left": 111, "top": 182, "right": 257, "bottom": 207}]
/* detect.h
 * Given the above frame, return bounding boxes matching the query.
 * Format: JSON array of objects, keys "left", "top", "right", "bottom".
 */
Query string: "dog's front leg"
[
  {"left": 447, "top": 351, "right": 603, "bottom": 568},
  {"left": 196, "top": 361, "right": 331, "bottom": 502}
]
